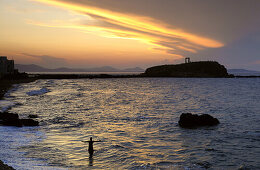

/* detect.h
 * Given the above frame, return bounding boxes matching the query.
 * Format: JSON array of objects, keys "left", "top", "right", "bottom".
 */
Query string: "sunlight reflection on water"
[{"left": 2, "top": 78, "right": 260, "bottom": 169}]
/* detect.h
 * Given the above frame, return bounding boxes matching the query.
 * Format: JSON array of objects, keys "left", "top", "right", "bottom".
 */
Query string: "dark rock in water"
[
  {"left": 0, "top": 112, "right": 22, "bottom": 127},
  {"left": 1, "top": 117, "right": 23, "bottom": 127},
  {"left": 178, "top": 113, "right": 219, "bottom": 128},
  {"left": 0, "top": 112, "right": 19, "bottom": 120},
  {"left": 0, "top": 112, "right": 39, "bottom": 127},
  {"left": 21, "top": 119, "right": 39, "bottom": 126},
  {"left": 28, "top": 114, "right": 38, "bottom": 118}
]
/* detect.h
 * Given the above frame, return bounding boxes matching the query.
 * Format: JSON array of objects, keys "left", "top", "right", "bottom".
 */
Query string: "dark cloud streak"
[
  {"left": 60, "top": 0, "right": 260, "bottom": 43},
  {"left": 34, "top": 0, "right": 260, "bottom": 70}
]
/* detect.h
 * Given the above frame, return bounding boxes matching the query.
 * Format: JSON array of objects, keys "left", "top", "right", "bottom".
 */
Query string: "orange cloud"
[{"left": 32, "top": 0, "right": 224, "bottom": 58}]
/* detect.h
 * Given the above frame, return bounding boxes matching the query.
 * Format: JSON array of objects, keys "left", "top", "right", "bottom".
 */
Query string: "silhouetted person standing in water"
[{"left": 84, "top": 137, "right": 101, "bottom": 157}]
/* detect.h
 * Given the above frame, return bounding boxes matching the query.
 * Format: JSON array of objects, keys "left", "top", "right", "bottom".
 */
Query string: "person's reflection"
[{"left": 88, "top": 155, "right": 93, "bottom": 166}]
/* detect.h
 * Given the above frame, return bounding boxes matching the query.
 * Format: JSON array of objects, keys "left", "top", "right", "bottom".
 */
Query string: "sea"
[{"left": 0, "top": 78, "right": 259, "bottom": 169}]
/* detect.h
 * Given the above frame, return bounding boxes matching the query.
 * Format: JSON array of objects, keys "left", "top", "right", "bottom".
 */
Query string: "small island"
[{"left": 143, "top": 59, "right": 233, "bottom": 78}]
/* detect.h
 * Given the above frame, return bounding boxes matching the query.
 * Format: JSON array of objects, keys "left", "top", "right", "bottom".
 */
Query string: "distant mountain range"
[
  {"left": 14, "top": 64, "right": 260, "bottom": 76},
  {"left": 15, "top": 64, "right": 145, "bottom": 73},
  {"left": 228, "top": 69, "right": 260, "bottom": 76}
]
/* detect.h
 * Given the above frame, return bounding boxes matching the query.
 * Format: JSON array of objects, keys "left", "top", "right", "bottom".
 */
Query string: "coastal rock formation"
[
  {"left": 28, "top": 114, "right": 38, "bottom": 118},
  {"left": 178, "top": 113, "right": 219, "bottom": 128},
  {"left": 144, "top": 61, "right": 231, "bottom": 77},
  {"left": 0, "top": 111, "right": 39, "bottom": 127},
  {"left": 21, "top": 119, "right": 39, "bottom": 126},
  {"left": 1, "top": 117, "right": 23, "bottom": 127},
  {"left": 0, "top": 112, "right": 19, "bottom": 120},
  {"left": 0, "top": 112, "right": 22, "bottom": 127}
]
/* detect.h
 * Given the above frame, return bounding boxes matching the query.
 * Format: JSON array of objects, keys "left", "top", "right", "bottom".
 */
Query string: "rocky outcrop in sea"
[
  {"left": 0, "top": 112, "right": 39, "bottom": 127},
  {"left": 178, "top": 113, "right": 220, "bottom": 128},
  {"left": 144, "top": 61, "right": 232, "bottom": 77}
]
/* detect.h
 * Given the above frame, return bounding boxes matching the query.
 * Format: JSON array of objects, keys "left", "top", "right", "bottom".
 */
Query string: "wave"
[
  {"left": 4, "top": 84, "right": 20, "bottom": 98},
  {"left": 0, "top": 100, "right": 16, "bottom": 112},
  {"left": 26, "top": 87, "right": 50, "bottom": 96}
]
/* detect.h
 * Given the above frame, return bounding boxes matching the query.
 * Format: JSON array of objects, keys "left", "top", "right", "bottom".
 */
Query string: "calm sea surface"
[{"left": 0, "top": 78, "right": 260, "bottom": 169}]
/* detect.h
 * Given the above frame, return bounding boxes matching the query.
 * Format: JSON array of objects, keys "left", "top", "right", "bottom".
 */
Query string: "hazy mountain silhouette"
[
  {"left": 15, "top": 64, "right": 144, "bottom": 73},
  {"left": 122, "top": 67, "right": 145, "bottom": 72},
  {"left": 228, "top": 69, "right": 260, "bottom": 76}
]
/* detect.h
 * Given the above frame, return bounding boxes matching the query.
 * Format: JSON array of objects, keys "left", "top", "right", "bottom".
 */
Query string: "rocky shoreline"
[
  {"left": 0, "top": 78, "right": 39, "bottom": 127},
  {"left": 0, "top": 78, "right": 37, "bottom": 100},
  {"left": 0, "top": 78, "right": 37, "bottom": 170}
]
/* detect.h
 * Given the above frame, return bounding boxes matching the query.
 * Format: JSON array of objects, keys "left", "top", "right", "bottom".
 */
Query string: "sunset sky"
[{"left": 1, "top": 0, "right": 260, "bottom": 70}]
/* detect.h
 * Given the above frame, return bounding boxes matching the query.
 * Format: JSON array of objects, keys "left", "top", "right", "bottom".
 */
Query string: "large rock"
[
  {"left": 0, "top": 112, "right": 39, "bottom": 127},
  {"left": 179, "top": 113, "right": 219, "bottom": 128},
  {"left": 1, "top": 118, "right": 23, "bottom": 127},
  {"left": 0, "top": 112, "right": 19, "bottom": 120},
  {"left": 28, "top": 114, "right": 38, "bottom": 118},
  {"left": 21, "top": 119, "right": 39, "bottom": 126},
  {"left": 0, "top": 112, "right": 22, "bottom": 127}
]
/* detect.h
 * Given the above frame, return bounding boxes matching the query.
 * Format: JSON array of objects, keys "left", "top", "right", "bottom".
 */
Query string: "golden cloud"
[{"left": 32, "top": 0, "right": 224, "bottom": 58}]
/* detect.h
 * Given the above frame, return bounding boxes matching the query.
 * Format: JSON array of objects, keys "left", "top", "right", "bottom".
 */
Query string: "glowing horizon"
[{"left": 1, "top": 0, "right": 259, "bottom": 70}]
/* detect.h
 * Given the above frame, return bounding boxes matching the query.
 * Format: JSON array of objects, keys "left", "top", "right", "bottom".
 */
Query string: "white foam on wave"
[
  {"left": 26, "top": 87, "right": 50, "bottom": 96},
  {"left": 0, "top": 126, "right": 66, "bottom": 170},
  {"left": 0, "top": 100, "right": 16, "bottom": 113},
  {"left": 4, "top": 84, "right": 19, "bottom": 98}
]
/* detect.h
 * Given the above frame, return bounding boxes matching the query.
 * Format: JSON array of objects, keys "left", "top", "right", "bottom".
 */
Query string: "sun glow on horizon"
[{"left": 0, "top": 0, "right": 227, "bottom": 68}]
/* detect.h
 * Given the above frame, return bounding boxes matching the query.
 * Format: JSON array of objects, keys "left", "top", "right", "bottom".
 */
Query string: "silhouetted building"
[
  {"left": 185, "top": 57, "right": 191, "bottom": 63},
  {"left": 0, "top": 56, "right": 15, "bottom": 77}
]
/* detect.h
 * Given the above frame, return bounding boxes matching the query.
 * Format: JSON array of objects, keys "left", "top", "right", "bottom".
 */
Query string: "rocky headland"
[{"left": 143, "top": 61, "right": 233, "bottom": 78}]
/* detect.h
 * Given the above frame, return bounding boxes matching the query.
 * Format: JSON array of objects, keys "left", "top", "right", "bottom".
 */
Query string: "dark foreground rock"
[
  {"left": 28, "top": 114, "right": 38, "bottom": 118},
  {"left": 179, "top": 113, "right": 219, "bottom": 128},
  {"left": 0, "top": 160, "right": 14, "bottom": 170},
  {"left": 0, "top": 112, "right": 19, "bottom": 120},
  {"left": 21, "top": 119, "right": 39, "bottom": 126},
  {"left": 0, "top": 112, "right": 39, "bottom": 127},
  {"left": 1, "top": 118, "right": 23, "bottom": 127},
  {"left": 0, "top": 112, "right": 22, "bottom": 127}
]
